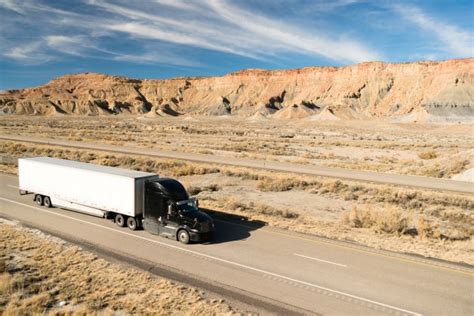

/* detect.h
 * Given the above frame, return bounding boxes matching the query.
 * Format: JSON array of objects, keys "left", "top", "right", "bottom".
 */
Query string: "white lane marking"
[
  {"left": 7, "top": 185, "right": 19, "bottom": 189},
  {"left": 294, "top": 253, "right": 347, "bottom": 268},
  {"left": 0, "top": 197, "right": 422, "bottom": 316}
]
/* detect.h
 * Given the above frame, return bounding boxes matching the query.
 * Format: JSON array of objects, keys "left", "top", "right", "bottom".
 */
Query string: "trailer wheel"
[
  {"left": 43, "top": 196, "right": 52, "bottom": 208},
  {"left": 177, "top": 229, "right": 190, "bottom": 244},
  {"left": 127, "top": 217, "right": 137, "bottom": 231},
  {"left": 115, "top": 214, "right": 126, "bottom": 227},
  {"left": 35, "top": 194, "right": 43, "bottom": 206}
]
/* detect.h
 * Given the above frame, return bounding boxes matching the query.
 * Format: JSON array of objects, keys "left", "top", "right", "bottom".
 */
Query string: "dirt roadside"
[{"left": 0, "top": 218, "right": 258, "bottom": 315}]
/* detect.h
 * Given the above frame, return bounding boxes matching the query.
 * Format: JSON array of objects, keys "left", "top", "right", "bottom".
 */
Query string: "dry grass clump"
[
  {"left": 342, "top": 206, "right": 374, "bottom": 229},
  {"left": 418, "top": 150, "right": 438, "bottom": 160},
  {"left": 0, "top": 164, "right": 16, "bottom": 175},
  {"left": 420, "top": 159, "right": 470, "bottom": 178},
  {"left": 83, "top": 154, "right": 221, "bottom": 177},
  {"left": 257, "top": 177, "right": 315, "bottom": 192},
  {"left": 309, "top": 179, "right": 473, "bottom": 212},
  {"left": 187, "top": 184, "right": 220, "bottom": 196},
  {"left": 342, "top": 205, "right": 472, "bottom": 241},
  {"left": 252, "top": 203, "right": 299, "bottom": 219},
  {"left": 222, "top": 169, "right": 265, "bottom": 180},
  {"left": 0, "top": 221, "right": 237, "bottom": 315},
  {"left": 415, "top": 216, "right": 470, "bottom": 241},
  {"left": 416, "top": 217, "right": 439, "bottom": 240},
  {"left": 342, "top": 204, "right": 409, "bottom": 235},
  {"left": 384, "top": 189, "right": 474, "bottom": 210},
  {"left": 325, "top": 161, "right": 395, "bottom": 174},
  {"left": 214, "top": 197, "right": 299, "bottom": 219},
  {"left": 255, "top": 176, "right": 354, "bottom": 194}
]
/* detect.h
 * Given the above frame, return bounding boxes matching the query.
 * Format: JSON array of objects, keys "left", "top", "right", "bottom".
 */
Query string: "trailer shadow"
[{"left": 201, "top": 208, "right": 266, "bottom": 244}]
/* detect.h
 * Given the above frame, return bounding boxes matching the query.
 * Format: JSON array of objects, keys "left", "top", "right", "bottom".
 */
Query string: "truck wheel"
[
  {"left": 178, "top": 229, "right": 190, "bottom": 244},
  {"left": 115, "top": 214, "right": 126, "bottom": 227},
  {"left": 43, "top": 196, "right": 52, "bottom": 208},
  {"left": 127, "top": 217, "right": 137, "bottom": 231},
  {"left": 35, "top": 194, "right": 43, "bottom": 206}
]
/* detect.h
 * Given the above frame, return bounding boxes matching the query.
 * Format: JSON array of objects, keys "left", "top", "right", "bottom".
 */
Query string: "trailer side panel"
[{"left": 18, "top": 157, "right": 156, "bottom": 217}]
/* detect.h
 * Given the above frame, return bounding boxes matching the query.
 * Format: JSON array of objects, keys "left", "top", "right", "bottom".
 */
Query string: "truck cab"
[{"left": 143, "top": 178, "right": 214, "bottom": 243}]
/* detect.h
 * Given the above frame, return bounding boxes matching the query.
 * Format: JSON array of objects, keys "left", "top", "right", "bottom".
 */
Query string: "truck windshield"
[{"left": 176, "top": 199, "right": 198, "bottom": 213}]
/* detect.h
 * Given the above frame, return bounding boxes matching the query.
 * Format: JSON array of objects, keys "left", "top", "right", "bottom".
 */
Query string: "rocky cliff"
[{"left": 1, "top": 58, "right": 473, "bottom": 122}]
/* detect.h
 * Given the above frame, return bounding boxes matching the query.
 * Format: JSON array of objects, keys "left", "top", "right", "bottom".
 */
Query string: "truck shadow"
[{"left": 201, "top": 208, "right": 266, "bottom": 244}]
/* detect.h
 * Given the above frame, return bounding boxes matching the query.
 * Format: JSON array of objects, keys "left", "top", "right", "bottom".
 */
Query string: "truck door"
[{"left": 165, "top": 202, "right": 180, "bottom": 227}]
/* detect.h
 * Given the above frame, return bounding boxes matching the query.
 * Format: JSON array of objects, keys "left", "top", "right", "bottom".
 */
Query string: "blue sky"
[{"left": 0, "top": 0, "right": 473, "bottom": 90}]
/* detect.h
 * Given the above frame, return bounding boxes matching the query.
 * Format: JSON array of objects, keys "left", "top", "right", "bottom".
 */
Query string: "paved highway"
[
  {"left": 1, "top": 173, "right": 473, "bottom": 315},
  {"left": 1, "top": 134, "right": 473, "bottom": 194}
]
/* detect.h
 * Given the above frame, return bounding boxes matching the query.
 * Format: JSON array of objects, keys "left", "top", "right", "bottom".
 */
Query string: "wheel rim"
[
  {"left": 128, "top": 218, "right": 136, "bottom": 229},
  {"left": 44, "top": 197, "right": 50, "bottom": 206},
  {"left": 36, "top": 195, "right": 42, "bottom": 204},
  {"left": 116, "top": 216, "right": 123, "bottom": 225},
  {"left": 179, "top": 231, "right": 188, "bottom": 242}
]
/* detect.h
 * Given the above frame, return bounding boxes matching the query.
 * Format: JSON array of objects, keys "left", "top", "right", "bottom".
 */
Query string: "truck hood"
[{"left": 182, "top": 210, "right": 213, "bottom": 223}]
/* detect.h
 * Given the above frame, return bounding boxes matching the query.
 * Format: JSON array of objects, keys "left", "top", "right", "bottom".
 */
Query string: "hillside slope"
[{"left": 1, "top": 58, "right": 473, "bottom": 122}]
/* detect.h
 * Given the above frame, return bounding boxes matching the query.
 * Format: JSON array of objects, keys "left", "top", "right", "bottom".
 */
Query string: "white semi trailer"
[{"left": 18, "top": 157, "right": 214, "bottom": 244}]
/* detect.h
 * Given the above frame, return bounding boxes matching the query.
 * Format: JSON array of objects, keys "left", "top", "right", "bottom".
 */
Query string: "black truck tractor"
[{"left": 143, "top": 178, "right": 214, "bottom": 244}]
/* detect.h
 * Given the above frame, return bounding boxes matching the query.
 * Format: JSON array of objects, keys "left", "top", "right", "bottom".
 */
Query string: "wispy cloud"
[
  {"left": 1, "top": 0, "right": 470, "bottom": 73},
  {"left": 4, "top": 42, "right": 51, "bottom": 64},
  {"left": 3, "top": 34, "right": 115, "bottom": 63},
  {"left": 303, "top": 0, "right": 361, "bottom": 13},
  {"left": 1, "top": 0, "right": 380, "bottom": 66},
  {"left": 392, "top": 4, "right": 473, "bottom": 57},
  {"left": 0, "top": 0, "right": 26, "bottom": 14},
  {"left": 113, "top": 51, "right": 203, "bottom": 67},
  {"left": 205, "top": 0, "right": 379, "bottom": 62},
  {"left": 89, "top": 0, "right": 379, "bottom": 63},
  {"left": 0, "top": 0, "right": 207, "bottom": 66},
  {"left": 44, "top": 36, "right": 90, "bottom": 56}
]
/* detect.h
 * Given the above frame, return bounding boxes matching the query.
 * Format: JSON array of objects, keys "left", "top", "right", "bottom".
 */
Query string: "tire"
[
  {"left": 43, "top": 196, "right": 52, "bottom": 208},
  {"left": 35, "top": 194, "right": 43, "bottom": 206},
  {"left": 177, "top": 229, "right": 190, "bottom": 244},
  {"left": 127, "top": 217, "right": 137, "bottom": 231},
  {"left": 115, "top": 214, "right": 126, "bottom": 227}
]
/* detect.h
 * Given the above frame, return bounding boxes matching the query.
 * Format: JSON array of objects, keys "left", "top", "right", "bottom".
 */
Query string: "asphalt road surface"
[
  {"left": 1, "top": 134, "right": 473, "bottom": 194},
  {"left": 1, "top": 173, "right": 473, "bottom": 315}
]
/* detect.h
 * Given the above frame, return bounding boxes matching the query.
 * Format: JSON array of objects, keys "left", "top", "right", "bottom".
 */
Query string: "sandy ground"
[
  {"left": 0, "top": 218, "right": 242, "bottom": 315},
  {"left": 1, "top": 139, "right": 473, "bottom": 265},
  {"left": 1, "top": 116, "right": 473, "bottom": 179}
]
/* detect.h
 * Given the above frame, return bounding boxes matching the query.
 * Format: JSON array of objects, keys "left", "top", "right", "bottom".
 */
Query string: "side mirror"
[
  {"left": 167, "top": 204, "right": 173, "bottom": 215},
  {"left": 195, "top": 199, "right": 199, "bottom": 208}
]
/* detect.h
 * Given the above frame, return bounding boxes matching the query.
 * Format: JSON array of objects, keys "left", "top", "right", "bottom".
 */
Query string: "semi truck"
[{"left": 18, "top": 157, "right": 214, "bottom": 244}]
